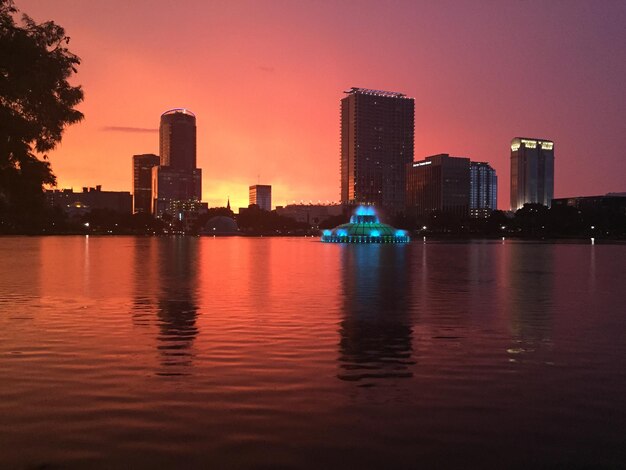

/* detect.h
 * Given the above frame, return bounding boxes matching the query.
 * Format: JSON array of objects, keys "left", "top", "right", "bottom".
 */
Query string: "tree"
[{"left": 0, "top": 0, "right": 83, "bottom": 230}]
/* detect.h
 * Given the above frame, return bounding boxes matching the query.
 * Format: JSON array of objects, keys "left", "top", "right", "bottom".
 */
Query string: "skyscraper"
[
  {"left": 153, "top": 108, "right": 202, "bottom": 217},
  {"left": 249, "top": 184, "right": 272, "bottom": 211},
  {"left": 406, "top": 154, "right": 470, "bottom": 220},
  {"left": 132, "top": 153, "right": 160, "bottom": 213},
  {"left": 470, "top": 161, "right": 497, "bottom": 218},
  {"left": 159, "top": 108, "right": 197, "bottom": 171},
  {"left": 510, "top": 137, "right": 554, "bottom": 210},
  {"left": 340, "top": 87, "right": 414, "bottom": 215}
]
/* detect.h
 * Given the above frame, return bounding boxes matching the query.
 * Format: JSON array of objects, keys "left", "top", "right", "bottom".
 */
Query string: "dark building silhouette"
[
  {"left": 470, "top": 161, "right": 497, "bottom": 218},
  {"left": 249, "top": 184, "right": 272, "bottom": 211},
  {"left": 152, "top": 109, "right": 202, "bottom": 217},
  {"left": 510, "top": 137, "right": 554, "bottom": 210},
  {"left": 45, "top": 186, "right": 132, "bottom": 214},
  {"left": 406, "top": 154, "right": 470, "bottom": 219},
  {"left": 159, "top": 108, "right": 197, "bottom": 171},
  {"left": 132, "top": 153, "right": 160, "bottom": 214},
  {"left": 552, "top": 193, "right": 626, "bottom": 230},
  {"left": 340, "top": 87, "right": 414, "bottom": 215}
]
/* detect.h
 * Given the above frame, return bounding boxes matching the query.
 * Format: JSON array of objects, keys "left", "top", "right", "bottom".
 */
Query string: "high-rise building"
[
  {"left": 159, "top": 108, "right": 197, "bottom": 171},
  {"left": 152, "top": 108, "right": 202, "bottom": 217},
  {"left": 152, "top": 167, "right": 202, "bottom": 216},
  {"left": 470, "top": 162, "right": 497, "bottom": 218},
  {"left": 132, "top": 154, "right": 160, "bottom": 214},
  {"left": 340, "top": 87, "right": 414, "bottom": 215},
  {"left": 510, "top": 137, "right": 554, "bottom": 210},
  {"left": 249, "top": 185, "right": 272, "bottom": 211},
  {"left": 406, "top": 154, "right": 470, "bottom": 219}
]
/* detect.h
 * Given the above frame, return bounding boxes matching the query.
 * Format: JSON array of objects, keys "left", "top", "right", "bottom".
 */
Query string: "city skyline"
[{"left": 19, "top": 0, "right": 626, "bottom": 209}]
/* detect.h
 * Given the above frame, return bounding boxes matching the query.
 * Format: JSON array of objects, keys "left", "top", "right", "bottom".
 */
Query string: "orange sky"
[{"left": 19, "top": 0, "right": 626, "bottom": 210}]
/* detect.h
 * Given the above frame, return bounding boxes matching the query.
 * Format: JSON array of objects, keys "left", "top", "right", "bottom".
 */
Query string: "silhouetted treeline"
[
  {"left": 236, "top": 204, "right": 309, "bottom": 235},
  {"left": 0, "top": 1, "right": 83, "bottom": 231},
  {"left": 378, "top": 203, "right": 625, "bottom": 239}
]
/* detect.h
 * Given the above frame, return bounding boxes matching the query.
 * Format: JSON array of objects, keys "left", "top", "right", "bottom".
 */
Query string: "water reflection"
[
  {"left": 337, "top": 244, "right": 414, "bottom": 384},
  {"left": 505, "top": 243, "right": 555, "bottom": 360},
  {"left": 132, "top": 237, "right": 200, "bottom": 374}
]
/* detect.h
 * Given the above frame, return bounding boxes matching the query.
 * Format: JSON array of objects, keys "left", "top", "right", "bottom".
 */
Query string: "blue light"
[
  {"left": 370, "top": 230, "right": 380, "bottom": 237},
  {"left": 395, "top": 230, "right": 405, "bottom": 237},
  {"left": 337, "top": 229, "right": 347, "bottom": 237},
  {"left": 355, "top": 205, "right": 376, "bottom": 216},
  {"left": 322, "top": 230, "right": 331, "bottom": 236}
]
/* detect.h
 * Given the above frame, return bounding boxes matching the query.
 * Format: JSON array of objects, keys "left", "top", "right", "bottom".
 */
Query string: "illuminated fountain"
[{"left": 321, "top": 206, "right": 410, "bottom": 243}]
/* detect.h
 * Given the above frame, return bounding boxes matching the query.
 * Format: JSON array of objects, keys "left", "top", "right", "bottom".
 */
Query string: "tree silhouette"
[{"left": 0, "top": 0, "right": 83, "bottom": 231}]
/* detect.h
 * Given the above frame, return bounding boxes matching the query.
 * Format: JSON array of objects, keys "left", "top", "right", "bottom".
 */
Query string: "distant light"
[
  {"left": 591, "top": 225, "right": 595, "bottom": 230},
  {"left": 521, "top": 139, "right": 537, "bottom": 148},
  {"left": 591, "top": 237, "right": 595, "bottom": 245},
  {"left": 84, "top": 222, "right": 89, "bottom": 227},
  {"left": 422, "top": 225, "right": 427, "bottom": 230},
  {"left": 501, "top": 225, "right": 506, "bottom": 230}
]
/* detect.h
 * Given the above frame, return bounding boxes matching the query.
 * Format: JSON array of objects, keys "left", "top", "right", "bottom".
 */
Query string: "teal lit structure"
[{"left": 321, "top": 206, "right": 410, "bottom": 243}]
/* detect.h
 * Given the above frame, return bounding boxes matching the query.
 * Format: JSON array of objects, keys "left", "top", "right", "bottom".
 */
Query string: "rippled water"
[{"left": 1, "top": 236, "right": 625, "bottom": 469}]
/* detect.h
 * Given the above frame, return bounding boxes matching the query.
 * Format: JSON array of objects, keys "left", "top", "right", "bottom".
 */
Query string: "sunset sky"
[{"left": 19, "top": 0, "right": 626, "bottom": 210}]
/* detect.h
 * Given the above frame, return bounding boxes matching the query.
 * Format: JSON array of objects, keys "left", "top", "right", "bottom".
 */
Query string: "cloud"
[
  {"left": 258, "top": 65, "right": 275, "bottom": 73},
  {"left": 102, "top": 126, "right": 158, "bottom": 133}
]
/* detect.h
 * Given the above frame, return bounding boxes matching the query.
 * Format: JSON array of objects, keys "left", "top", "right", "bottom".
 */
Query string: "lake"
[{"left": 1, "top": 236, "right": 625, "bottom": 469}]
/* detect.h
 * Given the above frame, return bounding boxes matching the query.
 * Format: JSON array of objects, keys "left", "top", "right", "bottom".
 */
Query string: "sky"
[{"left": 18, "top": 0, "right": 626, "bottom": 210}]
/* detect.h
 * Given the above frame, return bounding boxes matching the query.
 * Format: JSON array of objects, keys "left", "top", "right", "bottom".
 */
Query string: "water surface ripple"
[{"left": 1, "top": 237, "right": 625, "bottom": 469}]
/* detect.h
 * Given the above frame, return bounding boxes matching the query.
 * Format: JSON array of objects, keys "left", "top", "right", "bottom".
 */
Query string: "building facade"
[
  {"left": 249, "top": 185, "right": 272, "bottom": 211},
  {"left": 45, "top": 186, "right": 132, "bottom": 215},
  {"left": 152, "top": 109, "right": 202, "bottom": 217},
  {"left": 152, "top": 167, "right": 202, "bottom": 217},
  {"left": 340, "top": 87, "right": 414, "bottom": 215},
  {"left": 510, "top": 137, "right": 554, "bottom": 210},
  {"left": 159, "top": 108, "right": 197, "bottom": 171},
  {"left": 132, "top": 154, "right": 160, "bottom": 214},
  {"left": 470, "top": 162, "right": 497, "bottom": 218},
  {"left": 406, "top": 154, "right": 470, "bottom": 219}
]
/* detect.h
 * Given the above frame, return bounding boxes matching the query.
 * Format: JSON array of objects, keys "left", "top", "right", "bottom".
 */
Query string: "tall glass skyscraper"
[
  {"left": 340, "top": 87, "right": 414, "bottom": 215},
  {"left": 152, "top": 108, "right": 202, "bottom": 217},
  {"left": 470, "top": 162, "right": 497, "bottom": 218},
  {"left": 159, "top": 108, "right": 197, "bottom": 171},
  {"left": 510, "top": 137, "right": 554, "bottom": 210}
]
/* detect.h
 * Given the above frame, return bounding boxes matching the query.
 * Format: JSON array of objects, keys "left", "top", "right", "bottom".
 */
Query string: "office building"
[
  {"left": 406, "top": 154, "right": 470, "bottom": 219},
  {"left": 470, "top": 162, "right": 497, "bottom": 218},
  {"left": 152, "top": 108, "right": 202, "bottom": 217},
  {"left": 152, "top": 167, "right": 202, "bottom": 217},
  {"left": 510, "top": 137, "right": 554, "bottom": 210},
  {"left": 45, "top": 186, "right": 132, "bottom": 215},
  {"left": 159, "top": 108, "right": 197, "bottom": 171},
  {"left": 249, "top": 184, "right": 272, "bottom": 211},
  {"left": 340, "top": 87, "right": 414, "bottom": 215},
  {"left": 552, "top": 193, "right": 626, "bottom": 215},
  {"left": 132, "top": 154, "right": 160, "bottom": 214}
]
